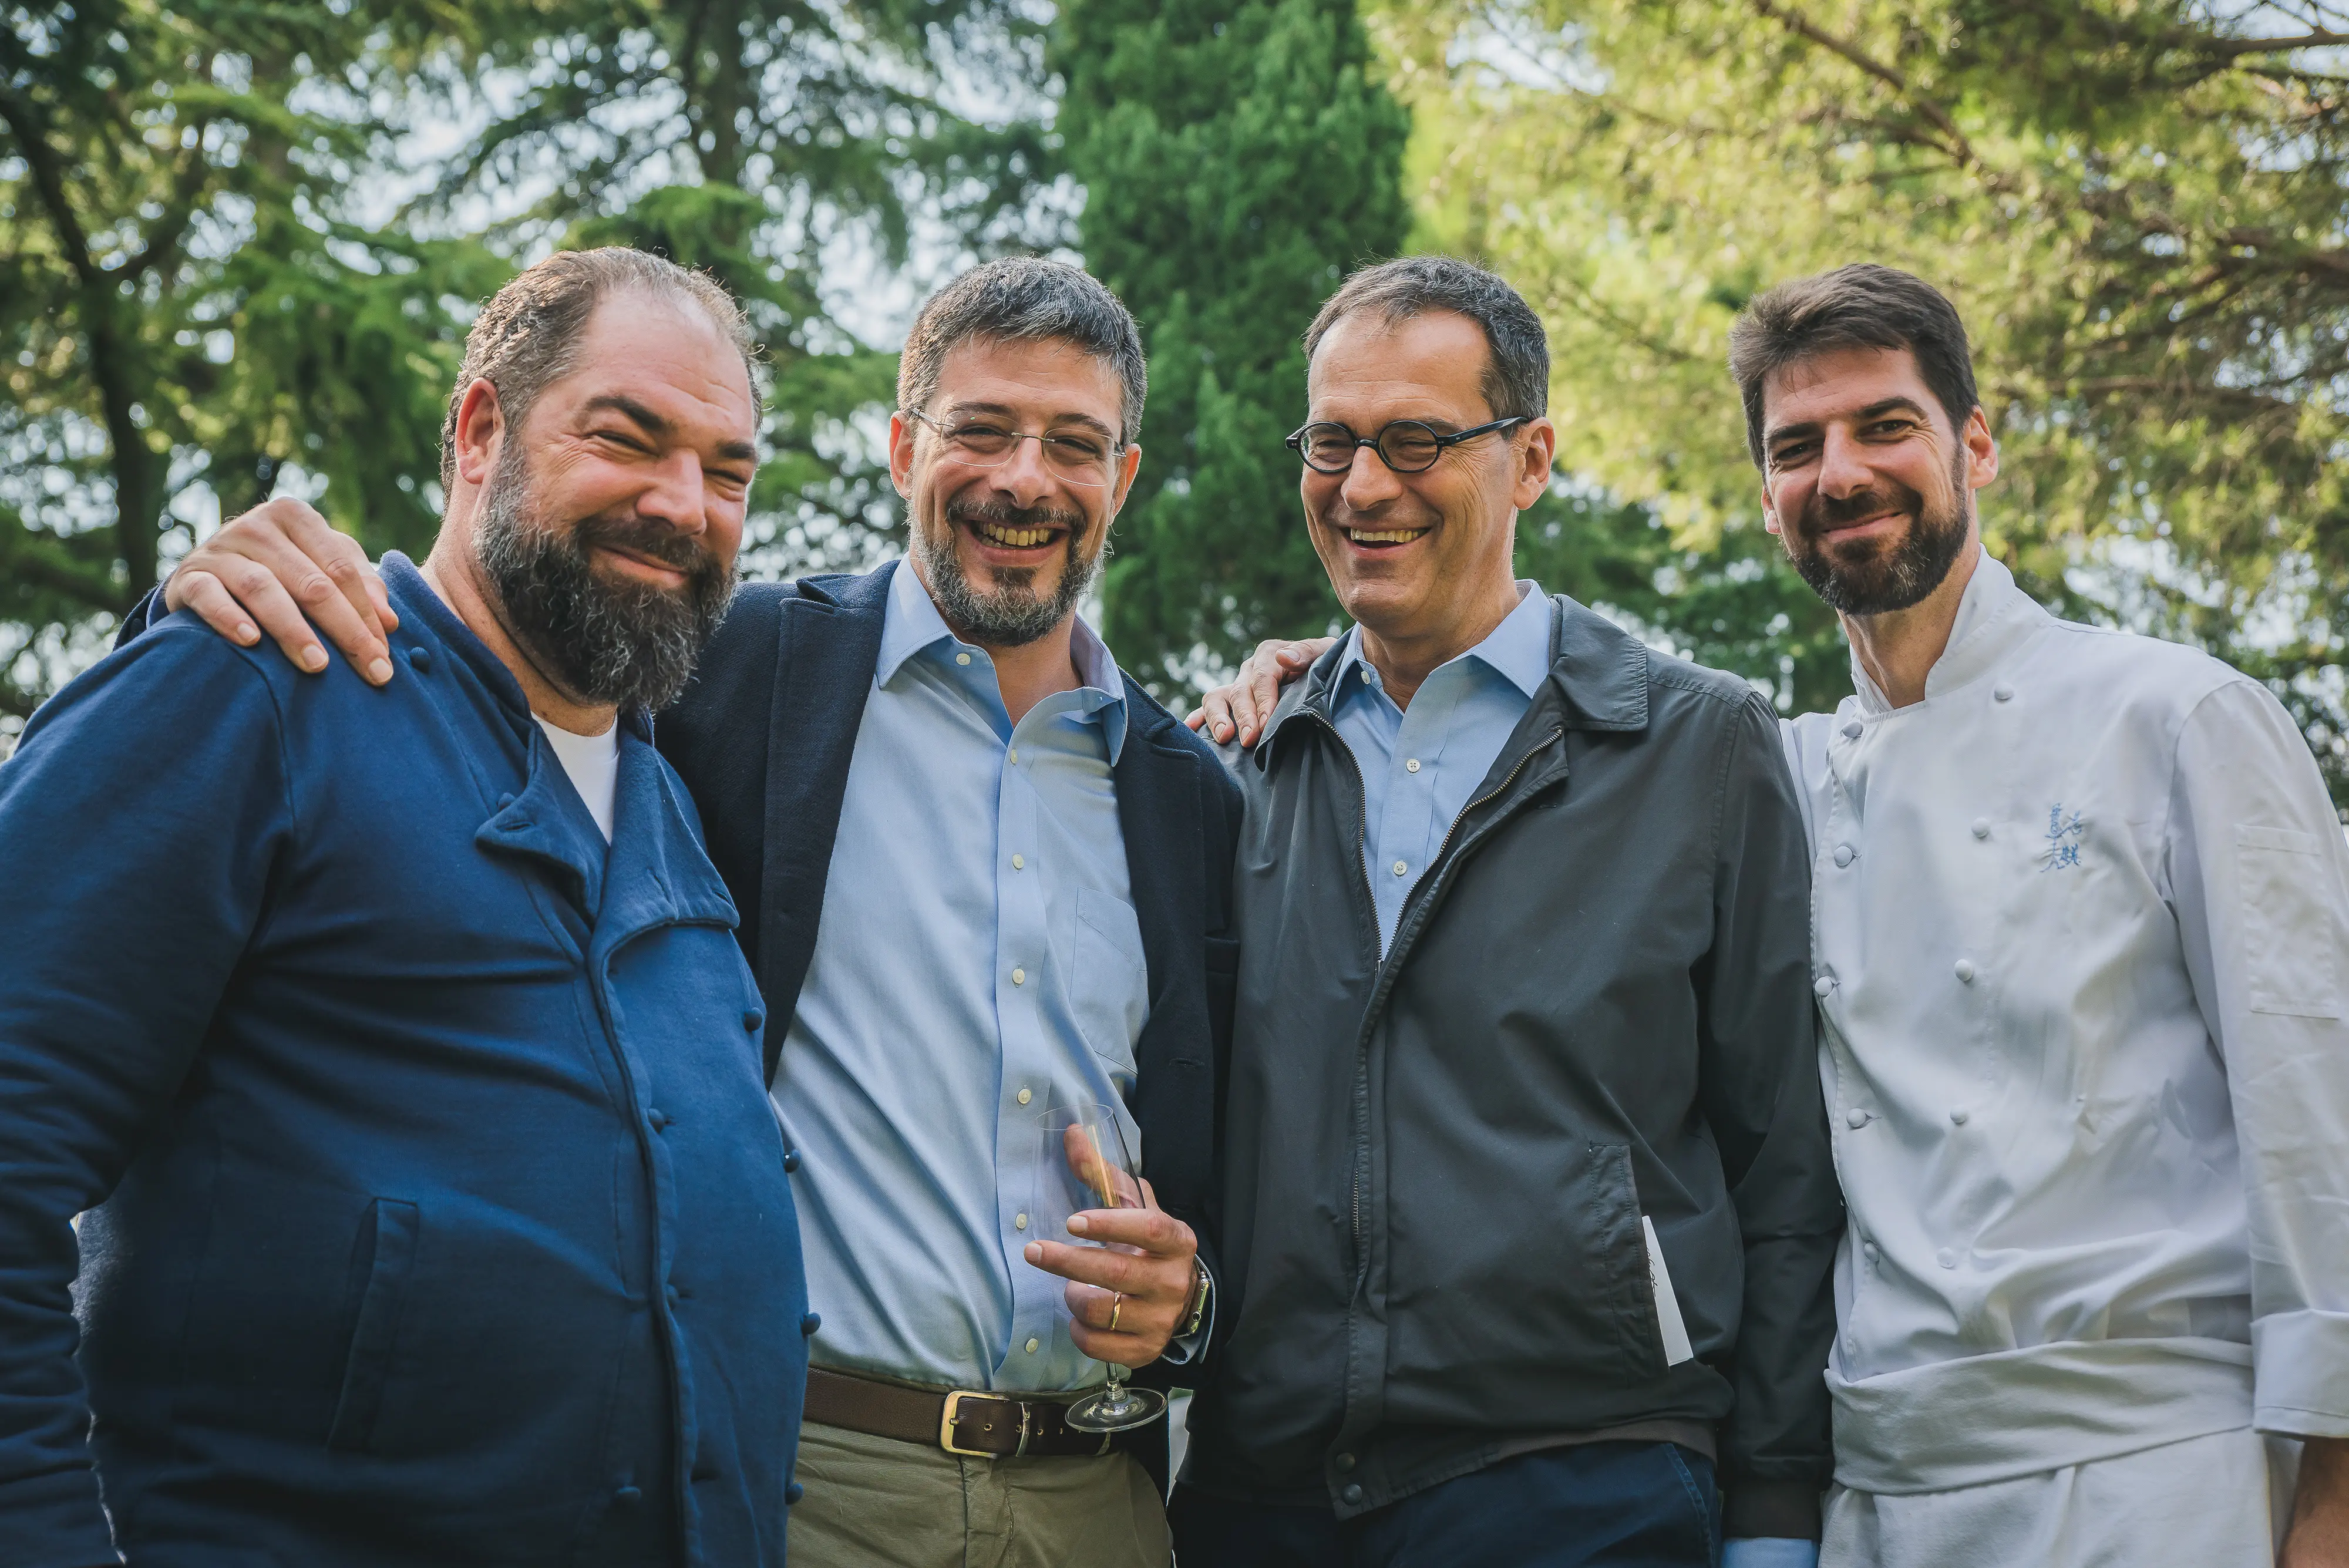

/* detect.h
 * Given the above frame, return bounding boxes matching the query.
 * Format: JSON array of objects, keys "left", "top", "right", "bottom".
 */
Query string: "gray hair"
[
  {"left": 440, "top": 247, "right": 759, "bottom": 489},
  {"left": 1303, "top": 256, "right": 1550, "bottom": 421},
  {"left": 896, "top": 258, "right": 1147, "bottom": 446},
  {"left": 1728, "top": 263, "right": 1980, "bottom": 468}
]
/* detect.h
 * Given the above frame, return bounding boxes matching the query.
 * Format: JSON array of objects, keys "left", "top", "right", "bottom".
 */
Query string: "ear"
[
  {"left": 1962, "top": 405, "right": 2000, "bottom": 492},
  {"left": 1103, "top": 442, "right": 1144, "bottom": 520},
  {"left": 451, "top": 379, "right": 507, "bottom": 488},
  {"left": 1512, "top": 418, "right": 1559, "bottom": 512},
  {"left": 888, "top": 411, "right": 918, "bottom": 500}
]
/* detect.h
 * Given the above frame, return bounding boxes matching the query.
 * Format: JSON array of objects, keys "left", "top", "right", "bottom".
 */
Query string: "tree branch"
[
  {"left": 0, "top": 84, "right": 99, "bottom": 285},
  {"left": 1751, "top": 0, "right": 1974, "bottom": 165}
]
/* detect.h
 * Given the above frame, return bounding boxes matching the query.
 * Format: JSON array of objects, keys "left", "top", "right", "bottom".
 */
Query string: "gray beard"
[
  {"left": 472, "top": 445, "right": 735, "bottom": 712},
  {"left": 911, "top": 502, "right": 1102, "bottom": 648}
]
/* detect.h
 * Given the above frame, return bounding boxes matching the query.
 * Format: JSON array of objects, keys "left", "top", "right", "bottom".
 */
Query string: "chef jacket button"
[
  {"left": 1841, "top": 721, "right": 1864, "bottom": 740},
  {"left": 1334, "top": 1452, "right": 1357, "bottom": 1472},
  {"left": 1814, "top": 975, "right": 1836, "bottom": 998},
  {"left": 783, "top": 1150, "right": 801, "bottom": 1173},
  {"left": 802, "top": 1312, "right": 821, "bottom": 1337},
  {"left": 1972, "top": 819, "right": 1991, "bottom": 839},
  {"left": 1846, "top": 1108, "right": 1870, "bottom": 1129},
  {"left": 743, "top": 1009, "right": 763, "bottom": 1032},
  {"left": 1994, "top": 684, "right": 2015, "bottom": 702},
  {"left": 1833, "top": 844, "right": 1855, "bottom": 868},
  {"left": 1936, "top": 1248, "right": 1959, "bottom": 1269},
  {"left": 407, "top": 646, "right": 433, "bottom": 674},
  {"left": 1955, "top": 959, "right": 1977, "bottom": 984},
  {"left": 1950, "top": 1108, "right": 1970, "bottom": 1125},
  {"left": 786, "top": 1482, "right": 805, "bottom": 1505},
  {"left": 1862, "top": 1241, "right": 1880, "bottom": 1262},
  {"left": 1342, "top": 1484, "right": 1365, "bottom": 1506}
]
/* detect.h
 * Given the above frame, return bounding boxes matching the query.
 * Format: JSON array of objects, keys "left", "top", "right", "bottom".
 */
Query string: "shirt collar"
[
  {"left": 1334, "top": 580, "right": 1553, "bottom": 704},
  {"left": 1849, "top": 546, "right": 2054, "bottom": 714},
  {"left": 874, "top": 555, "right": 1130, "bottom": 764}
]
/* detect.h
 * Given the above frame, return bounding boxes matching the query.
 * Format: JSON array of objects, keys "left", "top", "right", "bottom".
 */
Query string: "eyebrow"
[
  {"left": 1766, "top": 396, "right": 1931, "bottom": 447},
  {"left": 581, "top": 393, "right": 758, "bottom": 465},
  {"left": 945, "top": 400, "right": 1119, "bottom": 444}
]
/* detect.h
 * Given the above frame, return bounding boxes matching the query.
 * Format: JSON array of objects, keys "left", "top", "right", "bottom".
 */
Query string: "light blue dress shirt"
[
  {"left": 1330, "top": 581, "right": 1554, "bottom": 951},
  {"left": 775, "top": 562, "right": 1157, "bottom": 1393}
]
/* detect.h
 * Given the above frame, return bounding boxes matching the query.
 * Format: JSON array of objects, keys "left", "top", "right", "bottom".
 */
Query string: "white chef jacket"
[{"left": 1783, "top": 549, "right": 2349, "bottom": 1497}]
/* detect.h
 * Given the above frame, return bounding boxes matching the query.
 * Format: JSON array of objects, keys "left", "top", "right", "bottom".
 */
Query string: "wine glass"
[{"left": 1032, "top": 1103, "right": 1168, "bottom": 1434}]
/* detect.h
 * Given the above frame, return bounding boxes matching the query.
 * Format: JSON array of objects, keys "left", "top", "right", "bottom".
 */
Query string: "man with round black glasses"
[{"left": 1169, "top": 255, "right": 1841, "bottom": 1567}]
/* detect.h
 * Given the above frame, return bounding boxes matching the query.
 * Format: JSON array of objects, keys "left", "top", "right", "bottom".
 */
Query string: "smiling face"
[
  {"left": 1758, "top": 344, "right": 1997, "bottom": 615},
  {"left": 1301, "top": 309, "right": 1554, "bottom": 651},
  {"left": 469, "top": 291, "right": 758, "bottom": 709},
  {"left": 890, "top": 335, "right": 1141, "bottom": 647}
]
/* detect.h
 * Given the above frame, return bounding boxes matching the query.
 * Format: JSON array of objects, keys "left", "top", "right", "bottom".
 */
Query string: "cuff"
[
  {"left": 1156, "top": 1262, "right": 1217, "bottom": 1368},
  {"left": 2255, "top": 1308, "right": 2349, "bottom": 1439},
  {"left": 1722, "top": 1479, "right": 1822, "bottom": 1541},
  {"left": 1722, "top": 1541, "right": 1820, "bottom": 1568}
]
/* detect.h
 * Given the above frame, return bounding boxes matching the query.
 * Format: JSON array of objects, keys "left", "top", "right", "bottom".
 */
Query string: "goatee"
[
  {"left": 1786, "top": 452, "right": 1971, "bottom": 616},
  {"left": 473, "top": 443, "right": 735, "bottom": 712},
  {"left": 913, "top": 496, "right": 1100, "bottom": 647}
]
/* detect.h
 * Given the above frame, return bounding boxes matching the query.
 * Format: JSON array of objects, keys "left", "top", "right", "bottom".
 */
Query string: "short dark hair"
[
  {"left": 440, "top": 247, "right": 758, "bottom": 489},
  {"left": 897, "top": 258, "right": 1147, "bottom": 446},
  {"left": 1303, "top": 256, "right": 1549, "bottom": 421},
  {"left": 1728, "top": 263, "right": 1979, "bottom": 467}
]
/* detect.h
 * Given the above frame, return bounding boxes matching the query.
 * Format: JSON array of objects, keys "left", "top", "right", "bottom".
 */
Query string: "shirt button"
[
  {"left": 801, "top": 1312, "right": 821, "bottom": 1337},
  {"left": 647, "top": 1109, "right": 669, "bottom": 1130},
  {"left": 1342, "top": 1483, "right": 1365, "bottom": 1506},
  {"left": 1011, "top": 853, "right": 1025, "bottom": 870},
  {"left": 1025, "top": 1337, "right": 1040, "bottom": 1354},
  {"left": 1833, "top": 844, "right": 1855, "bottom": 868},
  {"left": 1334, "top": 1452, "right": 1357, "bottom": 1472},
  {"left": 1950, "top": 1108, "right": 1970, "bottom": 1125},
  {"left": 956, "top": 652, "right": 971, "bottom": 666},
  {"left": 497, "top": 792, "right": 517, "bottom": 810},
  {"left": 613, "top": 1484, "right": 644, "bottom": 1507},
  {"left": 1862, "top": 1241, "right": 1880, "bottom": 1262},
  {"left": 1936, "top": 1248, "right": 1960, "bottom": 1269},
  {"left": 1954, "top": 959, "right": 1977, "bottom": 984},
  {"left": 742, "top": 1009, "right": 763, "bottom": 1032},
  {"left": 1814, "top": 975, "right": 1836, "bottom": 998},
  {"left": 1391, "top": 860, "right": 1407, "bottom": 877},
  {"left": 1972, "top": 819, "right": 1991, "bottom": 839},
  {"left": 785, "top": 1482, "right": 805, "bottom": 1505},
  {"left": 665, "top": 1283, "right": 682, "bottom": 1303},
  {"left": 783, "top": 1150, "right": 801, "bottom": 1173},
  {"left": 1842, "top": 721, "right": 1864, "bottom": 740},
  {"left": 1012, "top": 967, "right": 1027, "bottom": 985},
  {"left": 1994, "top": 684, "right": 2015, "bottom": 702},
  {"left": 1008, "top": 748, "right": 1019, "bottom": 764},
  {"left": 406, "top": 646, "right": 433, "bottom": 673},
  {"left": 1015, "top": 1213, "right": 1029, "bottom": 1231},
  {"left": 1017, "top": 1087, "right": 1032, "bottom": 1106},
  {"left": 1846, "top": 1108, "right": 1870, "bottom": 1129},
  {"left": 1405, "top": 759, "right": 1421, "bottom": 773}
]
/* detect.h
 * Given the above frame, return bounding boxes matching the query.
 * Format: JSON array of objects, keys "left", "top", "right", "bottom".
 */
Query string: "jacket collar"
[{"left": 1849, "top": 547, "right": 2054, "bottom": 715}]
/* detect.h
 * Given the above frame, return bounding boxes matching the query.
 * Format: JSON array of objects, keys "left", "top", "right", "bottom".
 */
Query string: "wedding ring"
[{"left": 1108, "top": 1293, "right": 1124, "bottom": 1332}]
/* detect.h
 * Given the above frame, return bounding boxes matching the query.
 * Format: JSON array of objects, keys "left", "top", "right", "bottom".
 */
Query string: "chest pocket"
[{"left": 1070, "top": 887, "right": 1149, "bottom": 1080}]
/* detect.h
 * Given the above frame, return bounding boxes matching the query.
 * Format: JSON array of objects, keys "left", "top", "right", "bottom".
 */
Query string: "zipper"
[{"left": 1295, "top": 709, "right": 1379, "bottom": 1260}]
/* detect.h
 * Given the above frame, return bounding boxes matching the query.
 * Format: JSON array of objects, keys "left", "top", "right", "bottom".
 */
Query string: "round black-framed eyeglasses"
[{"left": 1285, "top": 416, "right": 1529, "bottom": 475}]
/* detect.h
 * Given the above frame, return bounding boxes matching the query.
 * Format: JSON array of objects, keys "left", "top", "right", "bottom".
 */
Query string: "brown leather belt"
[{"left": 806, "top": 1365, "right": 1142, "bottom": 1459}]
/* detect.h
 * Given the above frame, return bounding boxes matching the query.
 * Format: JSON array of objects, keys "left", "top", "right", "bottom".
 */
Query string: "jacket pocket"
[
  {"left": 1583, "top": 1142, "right": 1665, "bottom": 1372},
  {"left": 327, "top": 1197, "right": 420, "bottom": 1452}
]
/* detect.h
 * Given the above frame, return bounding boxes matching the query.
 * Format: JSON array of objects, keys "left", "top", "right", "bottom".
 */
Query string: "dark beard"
[
  {"left": 1785, "top": 452, "right": 1972, "bottom": 615},
  {"left": 473, "top": 445, "right": 735, "bottom": 712},
  {"left": 913, "top": 495, "right": 1101, "bottom": 648}
]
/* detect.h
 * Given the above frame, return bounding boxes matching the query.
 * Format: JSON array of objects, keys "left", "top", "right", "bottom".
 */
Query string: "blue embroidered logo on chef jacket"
[{"left": 2040, "top": 804, "right": 2085, "bottom": 872}]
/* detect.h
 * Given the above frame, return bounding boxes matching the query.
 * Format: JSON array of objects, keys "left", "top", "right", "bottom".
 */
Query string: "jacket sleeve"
[
  {"left": 1696, "top": 692, "right": 1843, "bottom": 1539},
  {"left": 2166, "top": 678, "right": 2349, "bottom": 1441},
  {"left": 0, "top": 628, "right": 292, "bottom": 1567}
]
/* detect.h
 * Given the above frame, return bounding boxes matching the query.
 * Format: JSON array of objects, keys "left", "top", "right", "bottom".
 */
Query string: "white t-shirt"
[{"left": 534, "top": 716, "right": 620, "bottom": 842}]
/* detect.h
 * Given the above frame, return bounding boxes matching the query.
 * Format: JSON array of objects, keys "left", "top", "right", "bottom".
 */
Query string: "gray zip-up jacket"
[{"left": 1182, "top": 595, "right": 1842, "bottom": 1539}]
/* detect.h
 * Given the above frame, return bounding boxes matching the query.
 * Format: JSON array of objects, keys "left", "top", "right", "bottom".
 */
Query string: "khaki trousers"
[{"left": 788, "top": 1419, "right": 1172, "bottom": 1568}]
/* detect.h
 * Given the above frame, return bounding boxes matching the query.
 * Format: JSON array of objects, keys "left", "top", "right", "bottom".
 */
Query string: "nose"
[
  {"left": 638, "top": 449, "right": 709, "bottom": 531},
  {"left": 1337, "top": 440, "right": 1403, "bottom": 510},
  {"left": 1817, "top": 425, "right": 1875, "bottom": 498},
  {"left": 990, "top": 435, "right": 1059, "bottom": 508}
]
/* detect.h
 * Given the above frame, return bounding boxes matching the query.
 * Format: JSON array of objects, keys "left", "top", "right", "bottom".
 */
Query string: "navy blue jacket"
[
  {"left": 0, "top": 556, "right": 807, "bottom": 1567},
  {"left": 653, "top": 563, "right": 1242, "bottom": 1483}
]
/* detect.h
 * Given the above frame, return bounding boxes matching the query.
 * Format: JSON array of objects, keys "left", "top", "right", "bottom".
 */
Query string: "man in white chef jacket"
[{"left": 1736, "top": 262, "right": 2349, "bottom": 1567}]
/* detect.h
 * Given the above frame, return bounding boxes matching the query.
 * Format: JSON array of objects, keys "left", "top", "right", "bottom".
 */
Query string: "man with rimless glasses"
[
  {"left": 1168, "top": 257, "right": 1841, "bottom": 1568},
  {"left": 117, "top": 257, "right": 1240, "bottom": 1568}
]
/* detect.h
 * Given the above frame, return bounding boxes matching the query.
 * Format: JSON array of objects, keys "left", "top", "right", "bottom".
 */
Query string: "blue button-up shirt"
[
  {"left": 776, "top": 562, "right": 1158, "bottom": 1392},
  {"left": 1331, "top": 582, "right": 1554, "bottom": 951}
]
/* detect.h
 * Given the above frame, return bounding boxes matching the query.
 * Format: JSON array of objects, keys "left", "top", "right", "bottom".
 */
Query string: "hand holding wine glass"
[{"left": 1025, "top": 1105, "right": 1201, "bottom": 1432}]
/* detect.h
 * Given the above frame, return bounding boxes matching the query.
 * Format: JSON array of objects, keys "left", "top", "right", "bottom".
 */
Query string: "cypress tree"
[{"left": 1055, "top": 0, "right": 1410, "bottom": 691}]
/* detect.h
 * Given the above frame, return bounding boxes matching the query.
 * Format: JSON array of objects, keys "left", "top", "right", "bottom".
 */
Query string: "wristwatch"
[{"left": 1177, "top": 1262, "right": 1213, "bottom": 1340}]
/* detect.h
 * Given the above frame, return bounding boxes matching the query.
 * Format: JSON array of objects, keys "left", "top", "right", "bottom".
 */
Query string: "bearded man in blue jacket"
[{"left": 0, "top": 248, "right": 807, "bottom": 1567}]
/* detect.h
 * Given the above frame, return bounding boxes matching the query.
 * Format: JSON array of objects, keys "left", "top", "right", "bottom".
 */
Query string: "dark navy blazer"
[
  {"left": 654, "top": 562, "right": 1243, "bottom": 1475},
  {"left": 0, "top": 556, "right": 807, "bottom": 1568}
]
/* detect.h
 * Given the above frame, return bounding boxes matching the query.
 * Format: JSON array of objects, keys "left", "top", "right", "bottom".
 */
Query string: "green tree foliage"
[
  {"left": 1058, "top": 0, "right": 1411, "bottom": 690},
  {"left": 1374, "top": 0, "right": 2349, "bottom": 790},
  {"left": 1, "top": 0, "right": 1049, "bottom": 738}
]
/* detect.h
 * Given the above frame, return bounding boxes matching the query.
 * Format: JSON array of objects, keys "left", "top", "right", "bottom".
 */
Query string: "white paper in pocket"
[{"left": 1643, "top": 1215, "right": 1696, "bottom": 1367}]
